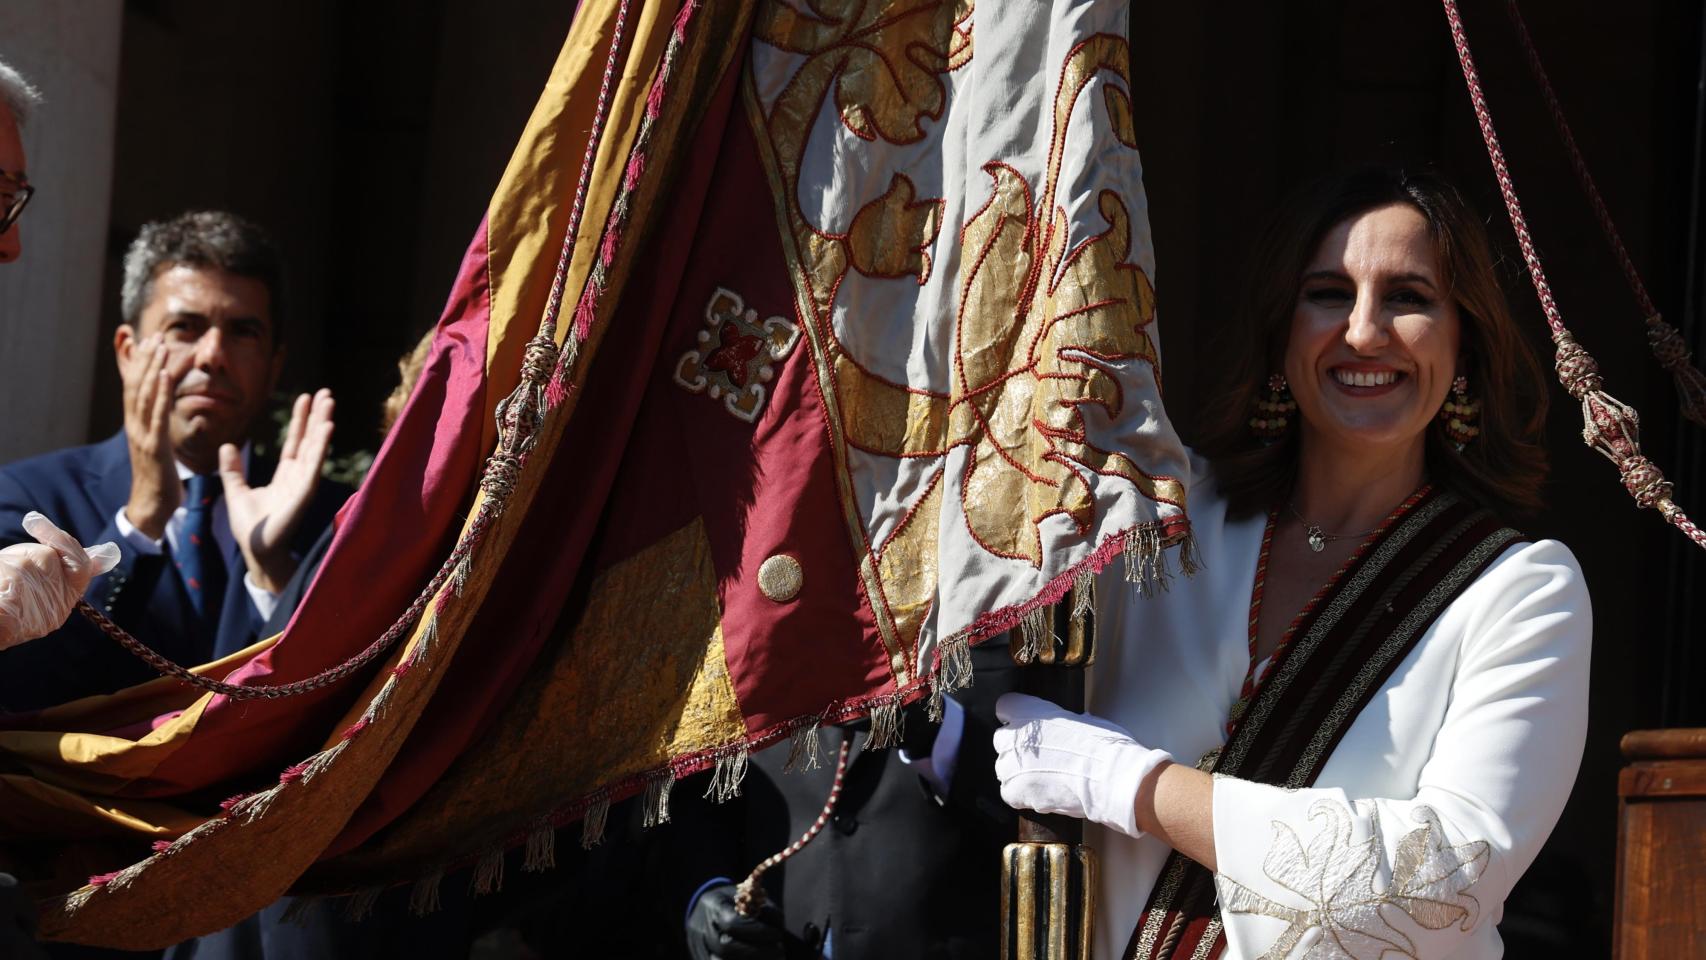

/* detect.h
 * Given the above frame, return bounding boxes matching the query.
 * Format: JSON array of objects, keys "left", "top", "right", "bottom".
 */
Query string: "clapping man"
[{"left": 0, "top": 210, "right": 349, "bottom": 712}]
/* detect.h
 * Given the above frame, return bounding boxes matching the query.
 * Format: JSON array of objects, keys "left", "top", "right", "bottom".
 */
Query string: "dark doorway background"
[{"left": 87, "top": 2, "right": 1706, "bottom": 956}]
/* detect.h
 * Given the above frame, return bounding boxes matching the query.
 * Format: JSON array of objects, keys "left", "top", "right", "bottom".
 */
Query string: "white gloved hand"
[
  {"left": 0, "top": 512, "right": 120, "bottom": 651},
  {"left": 993, "top": 692, "right": 1172, "bottom": 838}
]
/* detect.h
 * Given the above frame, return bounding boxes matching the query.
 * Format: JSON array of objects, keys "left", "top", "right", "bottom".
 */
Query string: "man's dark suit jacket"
[
  {"left": 661, "top": 639, "right": 1021, "bottom": 960},
  {"left": 0, "top": 431, "right": 349, "bottom": 714}
]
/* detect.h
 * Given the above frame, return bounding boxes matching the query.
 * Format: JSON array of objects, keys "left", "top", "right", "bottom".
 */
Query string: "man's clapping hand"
[
  {"left": 119, "top": 333, "right": 187, "bottom": 540},
  {"left": 221, "top": 388, "right": 335, "bottom": 594}
]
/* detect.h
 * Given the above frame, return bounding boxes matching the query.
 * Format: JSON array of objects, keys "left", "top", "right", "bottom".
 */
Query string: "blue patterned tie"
[{"left": 178, "top": 473, "right": 227, "bottom": 620}]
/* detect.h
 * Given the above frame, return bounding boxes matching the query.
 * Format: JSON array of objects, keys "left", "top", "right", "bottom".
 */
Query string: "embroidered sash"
[{"left": 1123, "top": 487, "right": 1524, "bottom": 959}]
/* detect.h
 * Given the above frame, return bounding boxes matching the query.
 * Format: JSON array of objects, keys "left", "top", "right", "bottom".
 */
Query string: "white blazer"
[{"left": 1087, "top": 461, "right": 1591, "bottom": 959}]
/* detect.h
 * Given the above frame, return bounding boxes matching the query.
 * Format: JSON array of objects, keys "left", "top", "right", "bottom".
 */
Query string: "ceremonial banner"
[{"left": 0, "top": 0, "right": 1189, "bottom": 947}]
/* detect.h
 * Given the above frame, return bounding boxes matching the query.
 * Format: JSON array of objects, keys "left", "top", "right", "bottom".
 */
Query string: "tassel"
[
  {"left": 643, "top": 771, "right": 675, "bottom": 827},
  {"left": 408, "top": 870, "right": 444, "bottom": 917},
  {"left": 927, "top": 676, "right": 945, "bottom": 723},
  {"left": 1014, "top": 605, "right": 1053, "bottom": 664},
  {"left": 783, "top": 721, "right": 823, "bottom": 773},
  {"left": 451, "top": 554, "right": 473, "bottom": 598},
  {"left": 280, "top": 896, "right": 323, "bottom": 928},
  {"left": 1123, "top": 523, "right": 1163, "bottom": 597},
  {"left": 599, "top": 229, "right": 621, "bottom": 269},
  {"left": 298, "top": 742, "right": 346, "bottom": 785},
  {"left": 572, "top": 287, "right": 599, "bottom": 341},
  {"left": 409, "top": 611, "right": 440, "bottom": 669},
  {"left": 548, "top": 334, "right": 582, "bottom": 409},
  {"left": 867, "top": 699, "right": 902, "bottom": 749},
  {"left": 241, "top": 788, "right": 281, "bottom": 821},
  {"left": 95, "top": 862, "right": 148, "bottom": 893},
  {"left": 940, "top": 636, "right": 974, "bottom": 692},
  {"left": 704, "top": 748, "right": 750, "bottom": 802},
  {"left": 580, "top": 795, "right": 611, "bottom": 850},
  {"left": 63, "top": 886, "right": 98, "bottom": 913},
  {"left": 522, "top": 821, "right": 556, "bottom": 873},
  {"left": 344, "top": 888, "right": 382, "bottom": 922},
  {"left": 1177, "top": 530, "right": 1202, "bottom": 577},
  {"left": 1070, "top": 568, "right": 1096, "bottom": 624},
  {"left": 472, "top": 848, "right": 506, "bottom": 896},
  {"left": 1648, "top": 315, "right": 1706, "bottom": 427}
]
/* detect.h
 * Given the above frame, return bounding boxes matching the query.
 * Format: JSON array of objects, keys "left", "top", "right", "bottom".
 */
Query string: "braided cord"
[
  {"left": 1503, "top": 1, "right": 1654, "bottom": 316},
  {"left": 1502, "top": 1, "right": 1706, "bottom": 425},
  {"left": 71, "top": 512, "right": 491, "bottom": 700},
  {"left": 1441, "top": 0, "right": 1706, "bottom": 551},
  {"left": 74, "top": 0, "right": 641, "bottom": 697},
  {"left": 734, "top": 739, "right": 852, "bottom": 916}
]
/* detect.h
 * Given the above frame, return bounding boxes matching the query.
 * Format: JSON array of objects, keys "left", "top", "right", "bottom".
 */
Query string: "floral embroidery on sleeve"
[{"left": 1219, "top": 801, "right": 1490, "bottom": 959}]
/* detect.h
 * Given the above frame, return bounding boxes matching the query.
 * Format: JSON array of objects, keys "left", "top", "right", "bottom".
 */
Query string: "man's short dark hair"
[{"left": 120, "top": 211, "right": 286, "bottom": 344}]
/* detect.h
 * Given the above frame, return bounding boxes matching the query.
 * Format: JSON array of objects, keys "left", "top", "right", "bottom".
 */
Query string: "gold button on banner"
[{"left": 757, "top": 554, "right": 803, "bottom": 602}]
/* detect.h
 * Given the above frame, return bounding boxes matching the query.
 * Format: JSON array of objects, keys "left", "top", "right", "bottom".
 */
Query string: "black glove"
[
  {"left": 0, "top": 873, "right": 47, "bottom": 960},
  {"left": 685, "top": 882, "right": 783, "bottom": 960}
]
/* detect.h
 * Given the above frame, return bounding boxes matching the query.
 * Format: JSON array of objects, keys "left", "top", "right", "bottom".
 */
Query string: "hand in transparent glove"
[
  {"left": 0, "top": 512, "right": 120, "bottom": 650},
  {"left": 993, "top": 692, "right": 1172, "bottom": 838}
]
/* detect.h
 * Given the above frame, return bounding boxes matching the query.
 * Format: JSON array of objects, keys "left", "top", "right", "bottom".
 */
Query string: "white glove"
[
  {"left": 0, "top": 512, "right": 120, "bottom": 651},
  {"left": 993, "top": 692, "right": 1172, "bottom": 838}
]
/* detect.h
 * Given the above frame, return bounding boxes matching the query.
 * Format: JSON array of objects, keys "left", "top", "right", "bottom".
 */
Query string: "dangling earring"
[
  {"left": 1249, "top": 373, "right": 1297, "bottom": 443},
  {"left": 1440, "top": 374, "right": 1480, "bottom": 450}
]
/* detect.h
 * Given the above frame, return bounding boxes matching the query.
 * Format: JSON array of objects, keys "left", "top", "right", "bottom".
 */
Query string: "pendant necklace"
[{"left": 1286, "top": 502, "right": 1381, "bottom": 553}]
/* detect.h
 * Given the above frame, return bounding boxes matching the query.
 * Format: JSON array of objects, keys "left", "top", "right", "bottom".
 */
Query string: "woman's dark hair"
[{"left": 1193, "top": 167, "right": 1549, "bottom": 517}]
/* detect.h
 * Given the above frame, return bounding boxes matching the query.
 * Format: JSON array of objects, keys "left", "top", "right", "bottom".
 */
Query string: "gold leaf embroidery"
[
  {"left": 1221, "top": 801, "right": 1490, "bottom": 960},
  {"left": 847, "top": 173, "right": 943, "bottom": 283},
  {"left": 756, "top": 0, "right": 974, "bottom": 145}
]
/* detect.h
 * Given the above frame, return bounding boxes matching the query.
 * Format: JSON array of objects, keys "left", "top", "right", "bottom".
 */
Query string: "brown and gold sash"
[{"left": 1124, "top": 487, "right": 1524, "bottom": 959}]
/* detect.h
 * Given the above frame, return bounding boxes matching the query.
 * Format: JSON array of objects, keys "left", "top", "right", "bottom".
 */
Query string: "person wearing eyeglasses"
[
  {"left": 0, "top": 58, "right": 32, "bottom": 266},
  {"left": 0, "top": 62, "right": 122, "bottom": 662}
]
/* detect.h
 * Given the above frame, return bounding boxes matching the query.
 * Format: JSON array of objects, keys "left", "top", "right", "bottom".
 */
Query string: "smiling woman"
[
  {"left": 1196, "top": 168, "right": 1551, "bottom": 519},
  {"left": 992, "top": 168, "right": 1591, "bottom": 959}
]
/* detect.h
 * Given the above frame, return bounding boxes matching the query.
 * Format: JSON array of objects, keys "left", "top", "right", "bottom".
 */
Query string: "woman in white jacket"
[{"left": 995, "top": 168, "right": 1589, "bottom": 959}]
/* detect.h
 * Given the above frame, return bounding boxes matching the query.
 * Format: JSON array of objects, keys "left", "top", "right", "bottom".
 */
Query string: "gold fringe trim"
[
  {"left": 344, "top": 888, "right": 382, "bottom": 922},
  {"left": 1013, "top": 605, "right": 1054, "bottom": 664},
  {"left": 928, "top": 635, "right": 975, "bottom": 721},
  {"left": 1070, "top": 567, "right": 1096, "bottom": 623},
  {"left": 452, "top": 554, "right": 473, "bottom": 598},
  {"left": 643, "top": 771, "right": 675, "bottom": 827},
  {"left": 867, "top": 699, "right": 902, "bottom": 749},
  {"left": 580, "top": 794, "right": 611, "bottom": 850},
  {"left": 783, "top": 720, "right": 823, "bottom": 773},
  {"left": 299, "top": 741, "right": 347, "bottom": 784},
  {"left": 522, "top": 821, "right": 556, "bottom": 874},
  {"left": 472, "top": 848, "right": 506, "bottom": 896},
  {"left": 279, "top": 896, "right": 322, "bottom": 928},
  {"left": 62, "top": 886, "right": 97, "bottom": 914},
  {"left": 100, "top": 861, "right": 149, "bottom": 894},
  {"left": 1176, "top": 530, "right": 1201, "bottom": 577},
  {"left": 408, "top": 869, "right": 444, "bottom": 917},
  {"left": 410, "top": 610, "right": 440, "bottom": 669},
  {"left": 230, "top": 786, "right": 282, "bottom": 824},
  {"left": 704, "top": 748, "right": 749, "bottom": 802},
  {"left": 1123, "top": 522, "right": 1165, "bottom": 597},
  {"left": 557, "top": 335, "right": 581, "bottom": 384}
]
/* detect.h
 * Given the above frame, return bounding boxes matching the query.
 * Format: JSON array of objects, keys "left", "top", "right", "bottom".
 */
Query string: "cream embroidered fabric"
[
  {"left": 1086, "top": 454, "right": 1592, "bottom": 959},
  {"left": 745, "top": 0, "right": 1191, "bottom": 682},
  {"left": 1218, "top": 801, "right": 1491, "bottom": 959}
]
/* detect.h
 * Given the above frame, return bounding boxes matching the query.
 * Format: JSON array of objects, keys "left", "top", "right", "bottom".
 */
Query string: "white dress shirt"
[
  {"left": 112, "top": 450, "right": 281, "bottom": 623},
  {"left": 1087, "top": 456, "right": 1591, "bottom": 959}
]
